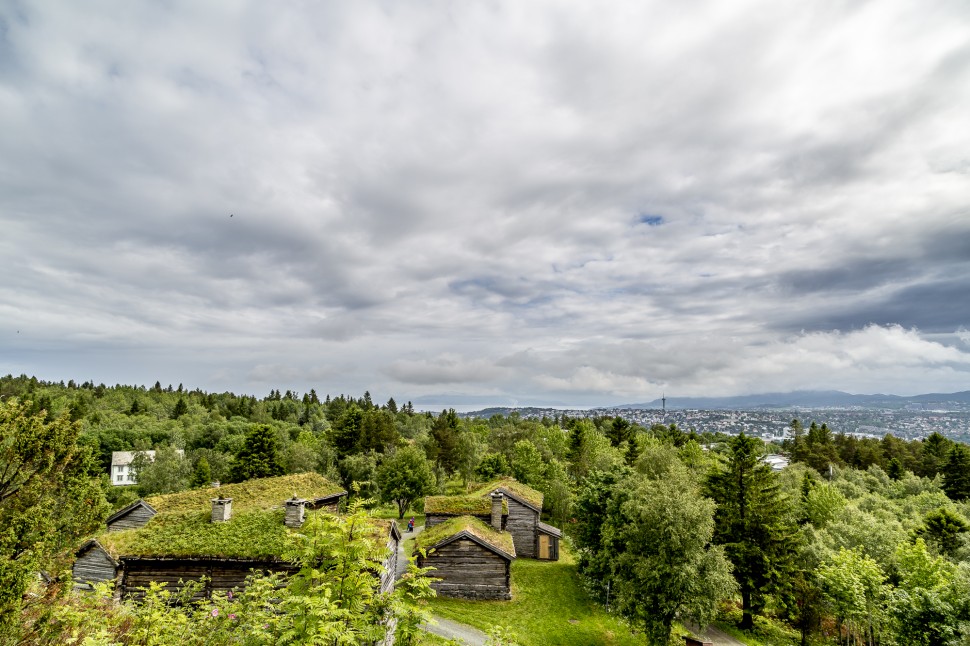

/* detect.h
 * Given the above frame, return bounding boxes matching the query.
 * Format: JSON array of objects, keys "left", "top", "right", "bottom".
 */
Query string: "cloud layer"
[{"left": 2, "top": 1, "right": 969, "bottom": 406}]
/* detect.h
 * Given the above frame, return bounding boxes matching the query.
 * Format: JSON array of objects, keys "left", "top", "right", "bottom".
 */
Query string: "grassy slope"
[{"left": 428, "top": 546, "right": 642, "bottom": 646}]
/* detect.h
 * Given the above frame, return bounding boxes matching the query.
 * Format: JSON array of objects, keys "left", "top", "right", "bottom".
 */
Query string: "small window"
[{"left": 116, "top": 475, "right": 122, "bottom": 482}]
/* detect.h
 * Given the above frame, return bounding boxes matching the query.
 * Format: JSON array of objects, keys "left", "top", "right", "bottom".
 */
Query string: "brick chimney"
[
  {"left": 490, "top": 492, "right": 504, "bottom": 531},
  {"left": 211, "top": 497, "right": 232, "bottom": 523},
  {"left": 285, "top": 496, "right": 308, "bottom": 528}
]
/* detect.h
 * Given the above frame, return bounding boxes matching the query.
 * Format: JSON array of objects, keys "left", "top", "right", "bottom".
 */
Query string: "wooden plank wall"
[
  {"left": 418, "top": 538, "right": 510, "bottom": 600},
  {"left": 120, "top": 559, "right": 295, "bottom": 600},
  {"left": 505, "top": 498, "right": 538, "bottom": 558},
  {"left": 73, "top": 549, "right": 117, "bottom": 586},
  {"left": 107, "top": 506, "right": 155, "bottom": 531}
]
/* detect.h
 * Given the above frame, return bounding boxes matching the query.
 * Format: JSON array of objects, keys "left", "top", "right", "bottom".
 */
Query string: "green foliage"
[
  {"left": 415, "top": 515, "right": 516, "bottom": 556},
  {"left": 190, "top": 455, "right": 212, "bottom": 488},
  {"left": 229, "top": 424, "right": 284, "bottom": 483},
  {"left": 476, "top": 452, "right": 510, "bottom": 480},
  {"left": 602, "top": 468, "right": 737, "bottom": 645},
  {"left": 943, "top": 443, "right": 970, "bottom": 501},
  {"left": 146, "top": 472, "right": 344, "bottom": 513},
  {"left": 377, "top": 445, "right": 437, "bottom": 518},
  {"left": 428, "top": 409, "right": 461, "bottom": 474},
  {"left": 817, "top": 547, "right": 889, "bottom": 644},
  {"left": 706, "top": 432, "right": 800, "bottom": 630},
  {"left": 133, "top": 445, "right": 191, "bottom": 496},
  {"left": 916, "top": 507, "right": 969, "bottom": 557},
  {"left": 510, "top": 440, "right": 545, "bottom": 487},
  {"left": 0, "top": 398, "right": 110, "bottom": 634}
]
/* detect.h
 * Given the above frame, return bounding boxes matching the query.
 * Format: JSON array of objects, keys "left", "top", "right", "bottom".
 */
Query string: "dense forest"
[{"left": 5, "top": 373, "right": 970, "bottom": 645}]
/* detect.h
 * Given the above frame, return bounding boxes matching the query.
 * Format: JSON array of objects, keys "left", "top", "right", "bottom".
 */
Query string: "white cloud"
[{"left": 1, "top": 0, "right": 969, "bottom": 404}]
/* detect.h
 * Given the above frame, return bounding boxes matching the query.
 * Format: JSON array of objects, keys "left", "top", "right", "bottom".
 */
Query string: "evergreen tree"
[
  {"left": 229, "top": 425, "right": 285, "bottom": 482},
  {"left": 942, "top": 444, "right": 970, "bottom": 501},
  {"left": 190, "top": 456, "right": 212, "bottom": 488},
  {"left": 171, "top": 397, "right": 188, "bottom": 420},
  {"left": 706, "top": 432, "right": 799, "bottom": 629},
  {"left": 428, "top": 409, "right": 461, "bottom": 473}
]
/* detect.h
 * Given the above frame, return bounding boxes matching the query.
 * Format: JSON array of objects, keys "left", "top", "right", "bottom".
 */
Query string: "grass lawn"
[{"left": 427, "top": 545, "right": 643, "bottom": 646}]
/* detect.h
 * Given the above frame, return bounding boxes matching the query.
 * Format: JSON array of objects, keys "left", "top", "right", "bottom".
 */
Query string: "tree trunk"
[{"left": 740, "top": 588, "right": 753, "bottom": 630}]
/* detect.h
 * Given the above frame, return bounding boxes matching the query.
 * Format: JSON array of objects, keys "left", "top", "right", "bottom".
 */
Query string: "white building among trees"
[{"left": 110, "top": 450, "right": 183, "bottom": 486}]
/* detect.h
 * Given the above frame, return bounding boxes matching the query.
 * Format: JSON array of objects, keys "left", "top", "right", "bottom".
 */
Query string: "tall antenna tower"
[{"left": 662, "top": 392, "right": 666, "bottom": 423}]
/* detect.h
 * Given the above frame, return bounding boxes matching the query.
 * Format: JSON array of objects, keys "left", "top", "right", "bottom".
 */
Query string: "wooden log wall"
[
  {"left": 73, "top": 548, "right": 117, "bottom": 587},
  {"left": 107, "top": 506, "right": 155, "bottom": 531},
  {"left": 417, "top": 538, "right": 511, "bottom": 600},
  {"left": 119, "top": 559, "right": 296, "bottom": 600},
  {"left": 505, "top": 498, "right": 538, "bottom": 558}
]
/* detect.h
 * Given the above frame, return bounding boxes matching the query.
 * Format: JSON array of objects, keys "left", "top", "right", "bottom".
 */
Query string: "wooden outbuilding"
[
  {"left": 474, "top": 479, "right": 561, "bottom": 561},
  {"left": 72, "top": 473, "right": 360, "bottom": 595},
  {"left": 105, "top": 499, "right": 157, "bottom": 531},
  {"left": 414, "top": 515, "right": 515, "bottom": 600}
]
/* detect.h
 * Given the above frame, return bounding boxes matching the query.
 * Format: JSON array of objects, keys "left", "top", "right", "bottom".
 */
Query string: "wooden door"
[{"left": 538, "top": 534, "right": 550, "bottom": 559}]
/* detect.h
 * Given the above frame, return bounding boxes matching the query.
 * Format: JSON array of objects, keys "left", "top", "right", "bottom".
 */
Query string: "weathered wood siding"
[
  {"left": 73, "top": 548, "right": 117, "bottom": 587},
  {"left": 505, "top": 498, "right": 538, "bottom": 558},
  {"left": 417, "top": 538, "right": 511, "bottom": 600},
  {"left": 107, "top": 505, "right": 156, "bottom": 531},
  {"left": 380, "top": 536, "right": 398, "bottom": 594},
  {"left": 119, "top": 559, "right": 295, "bottom": 600}
]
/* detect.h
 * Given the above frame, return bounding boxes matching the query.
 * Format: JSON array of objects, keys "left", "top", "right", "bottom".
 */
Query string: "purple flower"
[
  {"left": 227, "top": 590, "right": 233, "bottom": 599},
  {"left": 229, "top": 613, "right": 237, "bottom": 620},
  {"left": 211, "top": 608, "right": 219, "bottom": 617}
]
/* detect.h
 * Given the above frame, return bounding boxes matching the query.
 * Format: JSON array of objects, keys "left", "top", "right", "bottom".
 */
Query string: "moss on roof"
[
  {"left": 98, "top": 508, "right": 293, "bottom": 560},
  {"left": 472, "top": 478, "right": 544, "bottom": 510},
  {"left": 146, "top": 473, "right": 346, "bottom": 514},
  {"left": 424, "top": 495, "right": 508, "bottom": 515},
  {"left": 414, "top": 515, "right": 515, "bottom": 558}
]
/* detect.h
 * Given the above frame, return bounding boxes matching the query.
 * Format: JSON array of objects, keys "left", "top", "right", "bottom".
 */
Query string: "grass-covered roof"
[
  {"left": 472, "top": 478, "right": 544, "bottom": 510},
  {"left": 146, "top": 473, "right": 346, "bottom": 514},
  {"left": 424, "top": 495, "right": 508, "bottom": 516},
  {"left": 414, "top": 515, "right": 515, "bottom": 559},
  {"left": 98, "top": 508, "right": 293, "bottom": 560}
]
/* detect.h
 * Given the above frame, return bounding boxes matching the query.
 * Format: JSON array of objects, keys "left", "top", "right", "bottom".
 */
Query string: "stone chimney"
[
  {"left": 490, "top": 492, "right": 504, "bottom": 531},
  {"left": 211, "top": 497, "right": 232, "bottom": 523},
  {"left": 285, "top": 496, "right": 308, "bottom": 528},
  {"left": 211, "top": 481, "right": 221, "bottom": 489}
]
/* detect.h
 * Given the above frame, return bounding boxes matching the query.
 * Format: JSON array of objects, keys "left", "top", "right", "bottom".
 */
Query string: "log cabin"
[
  {"left": 473, "top": 478, "right": 561, "bottom": 561},
  {"left": 72, "top": 473, "right": 394, "bottom": 599},
  {"left": 414, "top": 500, "right": 515, "bottom": 601}
]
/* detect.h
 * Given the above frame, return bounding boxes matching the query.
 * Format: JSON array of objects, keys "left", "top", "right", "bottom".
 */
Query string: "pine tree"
[
  {"left": 190, "top": 456, "right": 212, "bottom": 488},
  {"left": 706, "top": 432, "right": 799, "bottom": 629},
  {"left": 942, "top": 444, "right": 970, "bottom": 501},
  {"left": 229, "top": 425, "right": 285, "bottom": 482}
]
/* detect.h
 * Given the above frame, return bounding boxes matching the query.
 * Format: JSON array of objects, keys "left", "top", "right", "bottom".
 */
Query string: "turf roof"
[
  {"left": 414, "top": 515, "right": 515, "bottom": 558},
  {"left": 146, "top": 472, "right": 346, "bottom": 514},
  {"left": 472, "top": 478, "right": 544, "bottom": 510},
  {"left": 424, "top": 495, "right": 508, "bottom": 515}
]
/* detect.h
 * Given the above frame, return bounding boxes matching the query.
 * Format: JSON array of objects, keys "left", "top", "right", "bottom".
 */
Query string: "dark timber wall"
[
  {"left": 505, "top": 497, "right": 538, "bottom": 559},
  {"left": 119, "top": 558, "right": 296, "bottom": 600},
  {"left": 73, "top": 546, "right": 118, "bottom": 587},
  {"left": 417, "top": 538, "right": 511, "bottom": 600},
  {"left": 107, "top": 505, "right": 156, "bottom": 531}
]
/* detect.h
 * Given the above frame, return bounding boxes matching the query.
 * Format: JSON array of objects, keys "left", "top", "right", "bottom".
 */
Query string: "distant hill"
[{"left": 616, "top": 390, "right": 970, "bottom": 410}]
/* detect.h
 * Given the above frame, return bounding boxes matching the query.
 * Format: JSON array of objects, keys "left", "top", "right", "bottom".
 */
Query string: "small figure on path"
[{"left": 407, "top": 517, "right": 414, "bottom": 532}]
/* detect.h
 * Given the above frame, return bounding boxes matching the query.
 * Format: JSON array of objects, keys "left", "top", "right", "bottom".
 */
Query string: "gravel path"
[
  {"left": 396, "top": 524, "right": 424, "bottom": 579},
  {"left": 420, "top": 616, "right": 489, "bottom": 646},
  {"left": 684, "top": 623, "right": 748, "bottom": 646}
]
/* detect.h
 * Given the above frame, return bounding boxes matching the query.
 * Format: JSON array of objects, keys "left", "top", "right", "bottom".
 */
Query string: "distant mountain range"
[{"left": 616, "top": 390, "right": 970, "bottom": 411}]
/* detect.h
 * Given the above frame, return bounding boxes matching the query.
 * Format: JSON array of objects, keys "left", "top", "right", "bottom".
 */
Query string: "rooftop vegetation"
[
  {"left": 424, "top": 495, "right": 508, "bottom": 516},
  {"left": 471, "top": 478, "right": 544, "bottom": 510},
  {"left": 414, "top": 515, "right": 515, "bottom": 557},
  {"left": 98, "top": 508, "right": 293, "bottom": 560},
  {"left": 145, "top": 472, "right": 345, "bottom": 514}
]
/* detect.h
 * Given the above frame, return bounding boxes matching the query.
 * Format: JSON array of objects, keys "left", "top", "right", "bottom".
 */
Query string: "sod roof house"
[
  {"left": 414, "top": 507, "right": 515, "bottom": 601},
  {"left": 424, "top": 494, "right": 508, "bottom": 530},
  {"left": 473, "top": 478, "right": 561, "bottom": 561},
  {"left": 71, "top": 473, "right": 394, "bottom": 600}
]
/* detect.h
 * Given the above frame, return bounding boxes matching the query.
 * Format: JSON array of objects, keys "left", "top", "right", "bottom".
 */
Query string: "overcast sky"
[{"left": 2, "top": 1, "right": 969, "bottom": 408}]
